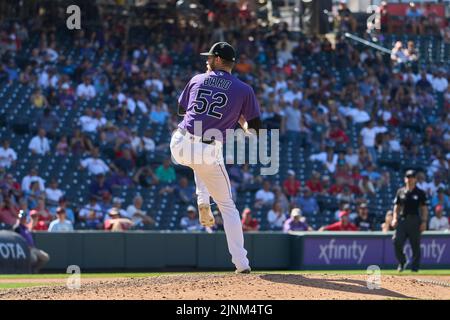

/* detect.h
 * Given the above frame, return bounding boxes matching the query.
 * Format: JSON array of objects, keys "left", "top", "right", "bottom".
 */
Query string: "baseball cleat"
[
  {"left": 198, "top": 204, "right": 215, "bottom": 227},
  {"left": 235, "top": 268, "right": 251, "bottom": 274}
]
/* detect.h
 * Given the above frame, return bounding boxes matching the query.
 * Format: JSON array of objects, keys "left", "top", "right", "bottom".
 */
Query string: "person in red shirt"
[
  {"left": 328, "top": 177, "right": 345, "bottom": 195},
  {"left": 283, "top": 170, "right": 301, "bottom": 200},
  {"left": 0, "top": 195, "right": 19, "bottom": 226},
  {"left": 320, "top": 211, "right": 359, "bottom": 231},
  {"left": 29, "top": 198, "right": 52, "bottom": 231},
  {"left": 306, "top": 171, "right": 323, "bottom": 194},
  {"left": 241, "top": 208, "right": 259, "bottom": 232},
  {"left": 328, "top": 123, "right": 349, "bottom": 144}
]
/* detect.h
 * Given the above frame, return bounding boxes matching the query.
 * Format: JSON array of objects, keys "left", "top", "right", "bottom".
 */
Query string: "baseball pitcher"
[{"left": 170, "top": 42, "right": 261, "bottom": 273}]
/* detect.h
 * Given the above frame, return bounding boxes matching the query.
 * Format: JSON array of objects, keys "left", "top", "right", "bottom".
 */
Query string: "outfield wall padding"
[{"left": 31, "top": 231, "right": 450, "bottom": 272}]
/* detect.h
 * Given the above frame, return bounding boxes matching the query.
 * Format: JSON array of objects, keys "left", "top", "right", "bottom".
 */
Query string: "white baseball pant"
[{"left": 170, "top": 128, "right": 250, "bottom": 271}]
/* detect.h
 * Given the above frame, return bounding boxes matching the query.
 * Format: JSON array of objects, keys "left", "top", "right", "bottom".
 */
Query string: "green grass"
[
  {"left": 0, "top": 269, "right": 448, "bottom": 280},
  {"left": 0, "top": 283, "right": 60, "bottom": 289}
]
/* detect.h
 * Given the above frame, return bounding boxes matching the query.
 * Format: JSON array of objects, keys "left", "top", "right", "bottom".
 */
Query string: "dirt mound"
[{"left": 1, "top": 273, "right": 449, "bottom": 300}]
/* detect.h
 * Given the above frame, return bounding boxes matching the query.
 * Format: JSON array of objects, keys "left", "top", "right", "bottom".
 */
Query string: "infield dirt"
[{"left": 0, "top": 273, "right": 449, "bottom": 300}]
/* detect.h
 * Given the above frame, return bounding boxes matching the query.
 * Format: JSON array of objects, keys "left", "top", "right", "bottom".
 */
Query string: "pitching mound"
[{"left": 1, "top": 273, "right": 449, "bottom": 300}]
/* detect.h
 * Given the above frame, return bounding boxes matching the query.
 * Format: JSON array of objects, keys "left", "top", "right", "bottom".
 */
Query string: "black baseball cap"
[
  {"left": 405, "top": 170, "right": 416, "bottom": 178},
  {"left": 200, "top": 42, "right": 236, "bottom": 62}
]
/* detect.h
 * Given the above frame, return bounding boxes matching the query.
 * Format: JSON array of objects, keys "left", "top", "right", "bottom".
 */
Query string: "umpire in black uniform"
[{"left": 392, "top": 170, "right": 429, "bottom": 272}]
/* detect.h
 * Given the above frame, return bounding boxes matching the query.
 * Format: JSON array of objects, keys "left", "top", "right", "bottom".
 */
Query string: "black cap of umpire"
[
  {"left": 404, "top": 170, "right": 416, "bottom": 178},
  {"left": 200, "top": 42, "right": 236, "bottom": 62}
]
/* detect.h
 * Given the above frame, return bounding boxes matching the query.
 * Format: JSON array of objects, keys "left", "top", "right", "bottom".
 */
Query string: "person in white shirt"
[
  {"left": 428, "top": 205, "right": 449, "bottom": 231},
  {"left": 48, "top": 207, "right": 74, "bottom": 232},
  {"left": 45, "top": 179, "right": 64, "bottom": 206},
  {"left": 255, "top": 181, "right": 275, "bottom": 208},
  {"left": 76, "top": 77, "right": 96, "bottom": 99},
  {"left": 79, "top": 108, "right": 105, "bottom": 133},
  {"left": 348, "top": 100, "right": 371, "bottom": 124},
  {"left": 142, "top": 129, "right": 156, "bottom": 152},
  {"left": 28, "top": 128, "right": 50, "bottom": 155},
  {"left": 127, "top": 92, "right": 149, "bottom": 115},
  {"left": 267, "top": 202, "right": 287, "bottom": 230},
  {"left": 0, "top": 140, "right": 17, "bottom": 169},
  {"left": 431, "top": 70, "right": 448, "bottom": 93},
  {"left": 80, "top": 148, "right": 110, "bottom": 175},
  {"left": 126, "top": 195, "right": 155, "bottom": 228},
  {"left": 21, "top": 168, "right": 45, "bottom": 192},
  {"left": 345, "top": 147, "right": 359, "bottom": 168},
  {"left": 387, "top": 132, "right": 402, "bottom": 152}
]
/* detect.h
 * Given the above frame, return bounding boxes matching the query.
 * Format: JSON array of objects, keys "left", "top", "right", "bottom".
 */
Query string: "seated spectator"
[
  {"left": 80, "top": 148, "right": 110, "bottom": 175},
  {"left": 126, "top": 195, "right": 155, "bottom": 229},
  {"left": 358, "top": 173, "right": 376, "bottom": 196},
  {"left": 273, "top": 186, "right": 290, "bottom": 214},
  {"left": 431, "top": 69, "right": 448, "bottom": 93},
  {"left": 282, "top": 170, "right": 301, "bottom": 200},
  {"left": 79, "top": 108, "right": 104, "bottom": 133},
  {"left": 36, "top": 108, "right": 59, "bottom": 138},
  {"left": 78, "top": 196, "right": 104, "bottom": 229},
  {"left": 21, "top": 167, "right": 45, "bottom": 193},
  {"left": 107, "top": 168, "right": 134, "bottom": 188},
  {"left": 59, "top": 83, "right": 76, "bottom": 108},
  {"left": 296, "top": 188, "right": 319, "bottom": 216},
  {"left": 0, "top": 139, "right": 17, "bottom": 169},
  {"left": 391, "top": 41, "right": 408, "bottom": 65},
  {"left": 345, "top": 147, "right": 359, "bottom": 168},
  {"left": 306, "top": 171, "right": 323, "bottom": 194},
  {"left": 431, "top": 188, "right": 450, "bottom": 211},
  {"left": 133, "top": 166, "right": 159, "bottom": 187},
  {"left": 321, "top": 175, "right": 331, "bottom": 195},
  {"left": 0, "top": 195, "right": 19, "bottom": 227},
  {"left": 149, "top": 100, "right": 169, "bottom": 124},
  {"left": 70, "top": 128, "right": 94, "bottom": 155},
  {"left": 45, "top": 179, "right": 64, "bottom": 208},
  {"left": 28, "top": 128, "right": 50, "bottom": 155},
  {"left": 89, "top": 173, "right": 113, "bottom": 199},
  {"left": 427, "top": 174, "right": 447, "bottom": 196},
  {"left": 347, "top": 99, "right": 371, "bottom": 124},
  {"left": 49, "top": 197, "right": 75, "bottom": 223},
  {"left": 55, "top": 135, "right": 69, "bottom": 156},
  {"left": 48, "top": 207, "right": 74, "bottom": 232},
  {"left": 381, "top": 210, "right": 395, "bottom": 232},
  {"left": 267, "top": 202, "right": 287, "bottom": 231},
  {"left": 212, "top": 210, "right": 224, "bottom": 232},
  {"left": 241, "top": 208, "right": 259, "bottom": 232},
  {"left": 334, "top": 202, "right": 355, "bottom": 221},
  {"left": 328, "top": 122, "right": 349, "bottom": 145},
  {"left": 353, "top": 203, "right": 375, "bottom": 231},
  {"left": 0, "top": 173, "right": 21, "bottom": 197},
  {"left": 14, "top": 210, "right": 49, "bottom": 273},
  {"left": 30, "top": 88, "right": 48, "bottom": 109},
  {"left": 173, "top": 176, "right": 196, "bottom": 204},
  {"left": 155, "top": 159, "right": 176, "bottom": 185},
  {"left": 337, "top": 185, "right": 355, "bottom": 204},
  {"left": 429, "top": 205, "right": 449, "bottom": 231},
  {"left": 254, "top": 180, "right": 275, "bottom": 209},
  {"left": 29, "top": 198, "right": 52, "bottom": 231},
  {"left": 180, "top": 205, "right": 204, "bottom": 231},
  {"left": 283, "top": 208, "right": 313, "bottom": 232},
  {"left": 76, "top": 77, "right": 96, "bottom": 99},
  {"left": 104, "top": 208, "right": 133, "bottom": 231},
  {"left": 320, "top": 210, "right": 358, "bottom": 231},
  {"left": 25, "top": 181, "right": 44, "bottom": 210}
]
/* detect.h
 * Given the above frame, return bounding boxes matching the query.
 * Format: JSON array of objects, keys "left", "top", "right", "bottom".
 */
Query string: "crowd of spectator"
[{"left": 0, "top": 1, "right": 449, "bottom": 235}]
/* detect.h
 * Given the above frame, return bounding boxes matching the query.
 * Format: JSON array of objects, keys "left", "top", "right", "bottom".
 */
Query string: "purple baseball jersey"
[{"left": 178, "top": 70, "right": 261, "bottom": 141}]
